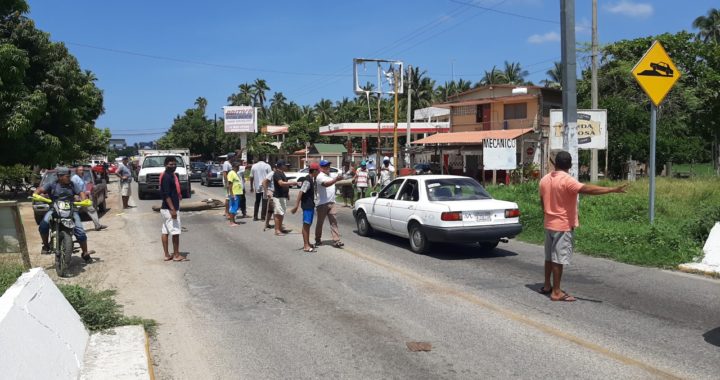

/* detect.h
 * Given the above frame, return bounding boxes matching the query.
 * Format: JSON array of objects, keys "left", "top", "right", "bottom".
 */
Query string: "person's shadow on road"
[{"left": 703, "top": 327, "right": 720, "bottom": 347}]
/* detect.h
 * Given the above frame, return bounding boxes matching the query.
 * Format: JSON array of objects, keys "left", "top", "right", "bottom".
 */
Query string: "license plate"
[{"left": 462, "top": 212, "right": 490, "bottom": 222}]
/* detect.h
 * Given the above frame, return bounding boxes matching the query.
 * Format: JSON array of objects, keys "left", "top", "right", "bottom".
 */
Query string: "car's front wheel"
[
  {"left": 356, "top": 210, "right": 373, "bottom": 237},
  {"left": 408, "top": 222, "right": 430, "bottom": 254}
]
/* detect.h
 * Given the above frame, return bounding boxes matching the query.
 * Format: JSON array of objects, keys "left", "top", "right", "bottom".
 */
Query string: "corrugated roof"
[
  {"left": 314, "top": 143, "right": 347, "bottom": 154},
  {"left": 434, "top": 94, "right": 537, "bottom": 108},
  {"left": 411, "top": 128, "right": 534, "bottom": 145}
]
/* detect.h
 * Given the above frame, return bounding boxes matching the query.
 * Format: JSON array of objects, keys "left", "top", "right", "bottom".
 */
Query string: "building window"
[
  {"left": 451, "top": 105, "right": 476, "bottom": 117},
  {"left": 504, "top": 103, "right": 527, "bottom": 120}
]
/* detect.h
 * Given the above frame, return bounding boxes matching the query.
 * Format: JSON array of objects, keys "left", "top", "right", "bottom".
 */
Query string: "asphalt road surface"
[{"left": 124, "top": 180, "right": 720, "bottom": 379}]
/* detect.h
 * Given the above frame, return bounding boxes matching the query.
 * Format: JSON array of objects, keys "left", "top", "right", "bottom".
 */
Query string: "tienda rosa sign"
[{"left": 223, "top": 106, "right": 257, "bottom": 133}]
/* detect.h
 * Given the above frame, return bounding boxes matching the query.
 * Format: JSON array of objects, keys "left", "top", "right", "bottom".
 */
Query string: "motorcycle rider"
[{"left": 34, "top": 167, "right": 94, "bottom": 262}]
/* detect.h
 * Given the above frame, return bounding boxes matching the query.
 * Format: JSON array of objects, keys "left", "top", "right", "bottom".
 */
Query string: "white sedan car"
[
  {"left": 285, "top": 166, "right": 339, "bottom": 188},
  {"left": 353, "top": 175, "right": 522, "bottom": 253}
]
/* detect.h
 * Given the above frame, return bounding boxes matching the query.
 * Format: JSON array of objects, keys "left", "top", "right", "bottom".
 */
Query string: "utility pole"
[
  {"left": 213, "top": 113, "right": 218, "bottom": 159},
  {"left": 405, "top": 65, "right": 413, "bottom": 168},
  {"left": 561, "top": 0, "right": 579, "bottom": 179},
  {"left": 590, "top": 0, "right": 599, "bottom": 182},
  {"left": 393, "top": 68, "right": 399, "bottom": 176},
  {"left": 376, "top": 94, "right": 382, "bottom": 162}
]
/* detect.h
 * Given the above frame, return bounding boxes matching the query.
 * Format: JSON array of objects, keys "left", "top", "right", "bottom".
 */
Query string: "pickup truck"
[{"left": 137, "top": 154, "right": 191, "bottom": 199}]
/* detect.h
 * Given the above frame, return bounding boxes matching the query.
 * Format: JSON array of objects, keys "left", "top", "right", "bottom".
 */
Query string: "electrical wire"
[{"left": 449, "top": 0, "right": 559, "bottom": 24}]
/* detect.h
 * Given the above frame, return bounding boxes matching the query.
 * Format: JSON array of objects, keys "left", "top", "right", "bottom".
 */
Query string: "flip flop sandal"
[
  {"left": 314, "top": 241, "right": 323, "bottom": 246},
  {"left": 303, "top": 248, "right": 317, "bottom": 253},
  {"left": 538, "top": 287, "right": 552, "bottom": 295},
  {"left": 551, "top": 293, "right": 577, "bottom": 302},
  {"left": 81, "top": 253, "right": 93, "bottom": 263},
  {"left": 333, "top": 241, "right": 344, "bottom": 248},
  {"left": 173, "top": 257, "right": 188, "bottom": 262},
  {"left": 163, "top": 256, "right": 173, "bottom": 261}
]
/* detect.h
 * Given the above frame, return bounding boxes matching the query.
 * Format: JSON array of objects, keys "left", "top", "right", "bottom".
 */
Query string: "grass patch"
[
  {"left": 0, "top": 261, "right": 25, "bottom": 296},
  {"left": 58, "top": 285, "right": 157, "bottom": 335},
  {"left": 486, "top": 176, "right": 720, "bottom": 268},
  {"left": 672, "top": 162, "right": 715, "bottom": 177}
]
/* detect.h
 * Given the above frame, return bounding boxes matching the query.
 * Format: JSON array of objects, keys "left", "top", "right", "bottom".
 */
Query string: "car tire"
[
  {"left": 356, "top": 211, "right": 373, "bottom": 237},
  {"left": 408, "top": 222, "right": 430, "bottom": 254},
  {"left": 138, "top": 191, "right": 146, "bottom": 200},
  {"left": 201, "top": 178, "right": 206, "bottom": 186},
  {"left": 479, "top": 241, "right": 499, "bottom": 250}
]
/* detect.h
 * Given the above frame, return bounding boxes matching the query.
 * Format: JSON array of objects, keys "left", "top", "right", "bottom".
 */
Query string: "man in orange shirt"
[{"left": 539, "top": 151, "right": 627, "bottom": 302}]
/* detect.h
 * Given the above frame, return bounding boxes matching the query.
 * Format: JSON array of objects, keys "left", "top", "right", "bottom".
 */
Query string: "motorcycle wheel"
[{"left": 56, "top": 230, "right": 73, "bottom": 277}]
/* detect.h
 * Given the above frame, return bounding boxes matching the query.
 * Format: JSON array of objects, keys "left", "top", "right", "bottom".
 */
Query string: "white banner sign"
[
  {"left": 223, "top": 106, "right": 257, "bottom": 133},
  {"left": 483, "top": 138, "right": 517, "bottom": 170},
  {"left": 550, "top": 109, "right": 607, "bottom": 150}
]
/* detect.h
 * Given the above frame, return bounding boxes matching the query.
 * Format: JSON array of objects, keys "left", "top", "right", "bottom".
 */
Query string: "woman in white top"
[{"left": 353, "top": 161, "right": 370, "bottom": 199}]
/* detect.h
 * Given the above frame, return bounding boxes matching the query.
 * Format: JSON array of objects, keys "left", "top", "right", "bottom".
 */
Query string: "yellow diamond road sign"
[{"left": 631, "top": 40, "right": 681, "bottom": 107}]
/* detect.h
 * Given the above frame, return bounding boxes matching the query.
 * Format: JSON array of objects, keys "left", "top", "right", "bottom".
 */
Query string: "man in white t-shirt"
[
  {"left": 221, "top": 153, "right": 234, "bottom": 218},
  {"left": 315, "top": 160, "right": 343, "bottom": 248},
  {"left": 379, "top": 156, "right": 395, "bottom": 188},
  {"left": 249, "top": 159, "right": 273, "bottom": 221}
]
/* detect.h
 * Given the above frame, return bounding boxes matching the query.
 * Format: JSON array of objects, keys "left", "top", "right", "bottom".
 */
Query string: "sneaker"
[
  {"left": 41, "top": 244, "right": 51, "bottom": 255},
  {"left": 95, "top": 224, "right": 108, "bottom": 231}
]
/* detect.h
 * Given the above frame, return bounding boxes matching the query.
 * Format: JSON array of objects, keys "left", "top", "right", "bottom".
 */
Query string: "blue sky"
[{"left": 28, "top": 0, "right": 715, "bottom": 143}]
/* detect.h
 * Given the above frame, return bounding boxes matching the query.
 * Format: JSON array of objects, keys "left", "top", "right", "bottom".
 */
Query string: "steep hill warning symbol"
[
  {"left": 632, "top": 40, "right": 680, "bottom": 106},
  {"left": 637, "top": 61, "right": 674, "bottom": 77}
]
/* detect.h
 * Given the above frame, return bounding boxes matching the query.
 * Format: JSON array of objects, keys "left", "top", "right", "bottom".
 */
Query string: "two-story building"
[{"left": 412, "top": 84, "right": 562, "bottom": 183}]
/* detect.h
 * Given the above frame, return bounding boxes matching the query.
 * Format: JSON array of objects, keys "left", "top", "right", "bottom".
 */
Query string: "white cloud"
[
  {"left": 528, "top": 31, "right": 560, "bottom": 44},
  {"left": 576, "top": 18, "right": 590, "bottom": 34},
  {"left": 605, "top": 1, "right": 653, "bottom": 18}
]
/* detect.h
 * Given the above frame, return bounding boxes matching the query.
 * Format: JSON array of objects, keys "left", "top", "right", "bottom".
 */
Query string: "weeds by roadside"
[
  {"left": 486, "top": 177, "right": 720, "bottom": 268},
  {"left": 58, "top": 285, "right": 157, "bottom": 335},
  {"left": 0, "top": 262, "right": 25, "bottom": 296}
]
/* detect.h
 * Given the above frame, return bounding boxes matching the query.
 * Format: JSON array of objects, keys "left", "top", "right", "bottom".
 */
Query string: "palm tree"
[
  {"left": 252, "top": 79, "right": 270, "bottom": 111},
  {"left": 479, "top": 65, "right": 508, "bottom": 86},
  {"left": 503, "top": 61, "right": 528, "bottom": 85},
  {"left": 541, "top": 62, "right": 562, "bottom": 89},
  {"left": 693, "top": 8, "right": 720, "bottom": 43},
  {"left": 314, "top": 99, "right": 335, "bottom": 126},
  {"left": 227, "top": 83, "right": 254, "bottom": 106},
  {"left": 194, "top": 97, "right": 208, "bottom": 113},
  {"left": 270, "top": 92, "right": 287, "bottom": 110}
]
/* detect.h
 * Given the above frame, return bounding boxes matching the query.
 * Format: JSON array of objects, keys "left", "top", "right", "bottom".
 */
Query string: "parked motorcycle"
[{"left": 32, "top": 194, "right": 91, "bottom": 277}]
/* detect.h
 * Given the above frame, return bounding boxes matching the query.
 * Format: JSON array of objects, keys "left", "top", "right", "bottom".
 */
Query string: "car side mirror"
[{"left": 370, "top": 192, "right": 378, "bottom": 197}]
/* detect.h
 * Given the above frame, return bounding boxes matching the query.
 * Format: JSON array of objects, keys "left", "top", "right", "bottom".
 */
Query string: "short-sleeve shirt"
[
  {"left": 539, "top": 171, "right": 584, "bottom": 231},
  {"left": 117, "top": 164, "right": 132, "bottom": 183},
  {"left": 251, "top": 161, "right": 273, "bottom": 191},
  {"left": 222, "top": 161, "right": 232, "bottom": 173},
  {"left": 355, "top": 169, "right": 369, "bottom": 188},
  {"left": 316, "top": 172, "right": 336, "bottom": 205},
  {"left": 226, "top": 170, "right": 243, "bottom": 195},
  {"left": 273, "top": 170, "right": 289, "bottom": 199},
  {"left": 43, "top": 180, "right": 82, "bottom": 202},
  {"left": 71, "top": 174, "right": 89, "bottom": 195},
  {"left": 160, "top": 171, "right": 180, "bottom": 210},
  {"left": 299, "top": 177, "right": 315, "bottom": 210}
]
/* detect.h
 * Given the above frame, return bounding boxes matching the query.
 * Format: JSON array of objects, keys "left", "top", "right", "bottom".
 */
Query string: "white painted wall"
[{"left": 0, "top": 268, "right": 89, "bottom": 380}]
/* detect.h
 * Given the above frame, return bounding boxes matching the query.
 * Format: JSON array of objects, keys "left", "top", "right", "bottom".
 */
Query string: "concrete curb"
[
  {"left": 81, "top": 325, "right": 154, "bottom": 380},
  {"left": 677, "top": 263, "right": 720, "bottom": 279}
]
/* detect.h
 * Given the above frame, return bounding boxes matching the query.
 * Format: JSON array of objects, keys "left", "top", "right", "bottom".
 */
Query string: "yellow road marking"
[{"left": 340, "top": 244, "right": 682, "bottom": 379}]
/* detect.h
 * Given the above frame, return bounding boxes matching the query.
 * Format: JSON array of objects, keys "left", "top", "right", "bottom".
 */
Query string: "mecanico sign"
[
  {"left": 483, "top": 138, "right": 517, "bottom": 170},
  {"left": 549, "top": 109, "right": 607, "bottom": 150},
  {"left": 223, "top": 106, "right": 257, "bottom": 133}
]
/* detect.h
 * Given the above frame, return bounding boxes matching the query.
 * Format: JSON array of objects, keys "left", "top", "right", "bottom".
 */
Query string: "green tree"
[
  {"left": 478, "top": 65, "right": 508, "bottom": 86},
  {"left": 502, "top": 61, "right": 528, "bottom": 85},
  {"left": 0, "top": 1, "right": 106, "bottom": 166},
  {"left": 693, "top": 8, "right": 720, "bottom": 43},
  {"left": 252, "top": 78, "right": 270, "bottom": 112},
  {"left": 541, "top": 62, "right": 562, "bottom": 89}
]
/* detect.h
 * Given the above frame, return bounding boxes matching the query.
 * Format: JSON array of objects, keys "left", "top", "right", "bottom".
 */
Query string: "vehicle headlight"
[
  {"left": 178, "top": 174, "right": 188, "bottom": 181},
  {"left": 138, "top": 175, "right": 146, "bottom": 183}
]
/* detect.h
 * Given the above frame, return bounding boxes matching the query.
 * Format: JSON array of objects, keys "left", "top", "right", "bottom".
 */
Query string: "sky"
[{"left": 27, "top": 0, "right": 716, "bottom": 143}]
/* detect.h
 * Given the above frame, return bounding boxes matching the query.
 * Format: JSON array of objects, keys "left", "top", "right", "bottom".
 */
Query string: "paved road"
[{"left": 124, "top": 180, "right": 720, "bottom": 379}]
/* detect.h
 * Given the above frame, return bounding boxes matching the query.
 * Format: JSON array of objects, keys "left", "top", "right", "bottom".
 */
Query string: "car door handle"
[{"left": 407, "top": 205, "right": 414, "bottom": 210}]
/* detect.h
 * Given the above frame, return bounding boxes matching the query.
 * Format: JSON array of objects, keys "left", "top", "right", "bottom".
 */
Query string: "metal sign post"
[{"left": 631, "top": 41, "right": 680, "bottom": 223}]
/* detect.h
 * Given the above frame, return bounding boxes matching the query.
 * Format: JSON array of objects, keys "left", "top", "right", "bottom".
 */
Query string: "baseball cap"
[
  {"left": 56, "top": 167, "right": 71, "bottom": 176},
  {"left": 383, "top": 156, "right": 390, "bottom": 162},
  {"left": 275, "top": 159, "right": 289, "bottom": 167},
  {"left": 319, "top": 160, "right": 331, "bottom": 167},
  {"left": 360, "top": 160, "right": 367, "bottom": 166},
  {"left": 309, "top": 162, "right": 320, "bottom": 170}
]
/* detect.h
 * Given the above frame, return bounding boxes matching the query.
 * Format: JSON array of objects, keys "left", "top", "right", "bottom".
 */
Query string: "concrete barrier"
[
  {"left": 0, "top": 268, "right": 89, "bottom": 379},
  {"left": 679, "top": 222, "right": 720, "bottom": 277},
  {"left": 0, "top": 268, "right": 154, "bottom": 379}
]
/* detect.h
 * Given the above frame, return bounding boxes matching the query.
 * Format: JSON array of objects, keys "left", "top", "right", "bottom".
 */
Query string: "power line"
[
  {"left": 66, "top": 42, "right": 348, "bottom": 77},
  {"left": 449, "top": 0, "right": 559, "bottom": 24}
]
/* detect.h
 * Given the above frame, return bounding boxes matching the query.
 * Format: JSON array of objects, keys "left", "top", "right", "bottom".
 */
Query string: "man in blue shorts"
[{"left": 291, "top": 162, "right": 320, "bottom": 252}]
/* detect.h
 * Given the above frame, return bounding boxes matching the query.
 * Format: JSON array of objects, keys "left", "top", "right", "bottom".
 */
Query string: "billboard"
[
  {"left": 549, "top": 109, "right": 607, "bottom": 150},
  {"left": 483, "top": 138, "right": 517, "bottom": 170},
  {"left": 223, "top": 106, "right": 257, "bottom": 133}
]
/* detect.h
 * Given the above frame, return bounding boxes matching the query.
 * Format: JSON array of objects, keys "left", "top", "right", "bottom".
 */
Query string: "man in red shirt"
[{"left": 539, "top": 151, "right": 627, "bottom": 302}]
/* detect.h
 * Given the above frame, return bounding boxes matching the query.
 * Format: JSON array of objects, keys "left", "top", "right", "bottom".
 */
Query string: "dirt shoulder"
[{"left": 19, "top": 181, "right": 216, "bottom": 379}]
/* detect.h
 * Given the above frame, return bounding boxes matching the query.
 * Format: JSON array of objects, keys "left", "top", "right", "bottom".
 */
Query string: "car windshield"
[
  {"left": 40, "top": 170, "right": 92, "bottom": 187},
  {"left": 425, "top": 178, "right": 492, "bottom": 201},
  {"left": 209, "top": 165, "right": 222, "bottom": 172},
  {"left": 191, "top": 162, "right": 206, "bottom": 170},
  {"left": 143, "top": 156, "right": 184, "bottom": 168}
]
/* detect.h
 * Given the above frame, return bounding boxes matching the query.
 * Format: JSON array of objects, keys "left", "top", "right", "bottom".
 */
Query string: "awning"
[
  {"left": 433, "top": 94, "right": 537, "bottom": 108},
  {"left": 411, "top": 128, "right": 534, "bottom": 145}
]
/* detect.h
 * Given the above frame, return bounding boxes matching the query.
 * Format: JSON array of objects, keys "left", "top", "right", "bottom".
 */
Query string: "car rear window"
[
  {"left": 143, "top": 156, "right": 185, "bottom": 168},
  {"left": 425, "top": 178, "right": 492, "bottom": 201}
]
